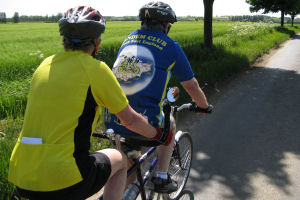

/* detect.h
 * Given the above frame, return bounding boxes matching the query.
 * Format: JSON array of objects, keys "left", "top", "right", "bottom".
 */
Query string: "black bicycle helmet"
[
  {"left": 139, "top": 1, "right": 177, "bottom": 23},
  {"left": 59, "top": 6, "right": 105, "bottom": 41}
]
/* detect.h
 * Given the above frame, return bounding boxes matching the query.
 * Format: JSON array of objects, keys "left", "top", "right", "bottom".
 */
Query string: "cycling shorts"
[{"left": 17, "top": 152, "right": 111, "bottom": 200}]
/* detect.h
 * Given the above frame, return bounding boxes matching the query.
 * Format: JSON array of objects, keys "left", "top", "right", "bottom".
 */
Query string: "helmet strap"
[
  {"left": 91, "top": 41, "right": 97, "bottom": 58},
  {"left": 164, "top": 23, "right": 171, "bottom": 34}
]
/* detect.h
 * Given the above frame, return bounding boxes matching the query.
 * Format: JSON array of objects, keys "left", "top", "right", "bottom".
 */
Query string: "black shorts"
[{"left": 17, "top": 152, "right": 111, "bottom": 200}]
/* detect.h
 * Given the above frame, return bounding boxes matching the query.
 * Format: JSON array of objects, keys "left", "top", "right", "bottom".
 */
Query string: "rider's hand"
[{"left": 152, "top": 128, "right": 173, "bottom": 146}]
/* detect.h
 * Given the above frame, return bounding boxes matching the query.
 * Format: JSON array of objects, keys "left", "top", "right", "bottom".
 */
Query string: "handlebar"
[
  {"left": 173, "top": 103, "right": 213, "bottom": 114},
  {"left": 93, "top": 102, "right": 212, "bottom": 143}
]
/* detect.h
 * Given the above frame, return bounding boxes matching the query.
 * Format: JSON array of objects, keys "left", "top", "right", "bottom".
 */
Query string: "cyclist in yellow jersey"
[{"left": 8, "top": 6, "right": 172, "bottom": 200}]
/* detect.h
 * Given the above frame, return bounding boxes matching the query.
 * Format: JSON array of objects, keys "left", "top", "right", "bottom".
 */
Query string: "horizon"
[
  {"left": 1, "top": 14, "right": 286, "bottom": 19},
  {"left": 1, "top": 0, "right": 283, "bottom": 18}
]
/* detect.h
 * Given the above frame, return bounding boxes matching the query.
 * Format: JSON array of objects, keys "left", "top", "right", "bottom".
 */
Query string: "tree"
[
  {"left": 203, "top": 0, "right": 214, "bottom": 49},
  {"left": 246, "top": 0, "right": 299, "bottom": 27},
  {"left": 0, "top": 12, "right": 7, "bottom": 23},
  {"left": 56, "top": 13, "right": 63, "bottom": 21},
  {"left": 13, "top": 12, "right": 19, "bottom": 23},
  {"left": 286, "top": 1, "right": 300, "bottom": 26}
]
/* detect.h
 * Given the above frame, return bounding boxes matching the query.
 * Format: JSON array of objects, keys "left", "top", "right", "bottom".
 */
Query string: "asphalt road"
[{"left": 178, "top": 34, "right": 300, "bottom": 200}]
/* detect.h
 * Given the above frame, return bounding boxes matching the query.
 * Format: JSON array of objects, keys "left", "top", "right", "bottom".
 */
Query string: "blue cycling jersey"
[{"left": 105, "top": 29, "right": 194, "bottom": 136}]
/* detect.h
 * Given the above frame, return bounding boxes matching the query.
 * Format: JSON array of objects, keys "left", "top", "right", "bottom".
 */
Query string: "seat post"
[
  {"left": 115, "top": 134, "right": 121, "bottom": 151},
  {"left": 135, "top": 158, "right": 147, "bottom": 200}
]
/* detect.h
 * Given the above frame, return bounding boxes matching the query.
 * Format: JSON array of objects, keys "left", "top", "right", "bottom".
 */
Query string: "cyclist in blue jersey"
[{"left": 105, "top": 1, "right": 212, "bottom": 194}]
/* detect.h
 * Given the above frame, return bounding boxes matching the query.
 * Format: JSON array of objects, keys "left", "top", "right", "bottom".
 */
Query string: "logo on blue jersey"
[{"left": 112, "top": 45, "right": 155, "bottom": 95}]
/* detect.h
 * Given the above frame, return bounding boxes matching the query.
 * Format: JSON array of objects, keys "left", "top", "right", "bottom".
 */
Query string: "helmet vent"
[
  {"left": 139, "top": 1, "right": 177, "bottom": 23},
  {"left": 145, "top": 9, "right": 150, "bottom": 17}
]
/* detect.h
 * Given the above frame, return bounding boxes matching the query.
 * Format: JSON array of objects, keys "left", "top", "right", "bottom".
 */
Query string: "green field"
[
  {"left": 0, "top": 21, "right": 299, "bottom": 199},
  {"left": 2, "top": 21, "right": 298, "bottom": 119}
]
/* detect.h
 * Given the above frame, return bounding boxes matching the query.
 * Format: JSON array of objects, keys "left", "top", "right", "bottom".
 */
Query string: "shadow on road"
[
  {"left": 291, "top": 34, "right": 300, "bottom": 40},
  {"left": 177, "top": 66, "right": 300, "bottom": 199}
]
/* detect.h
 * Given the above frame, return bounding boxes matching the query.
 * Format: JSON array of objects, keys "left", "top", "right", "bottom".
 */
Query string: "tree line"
[
  {"left": 229, "top": 15, "right": 300, "bottom": 24},
  {"left": 246, "top": 0, "right": 300, "bottom": 27},
  {"left": 0, "top": 13, "right": 201, "bottom": 23},
  {"left": 1, "top": 12, "right": 299, "bottom": 24},
  {"left": 0, "top": 12, "right": 63, "bottom": 23}
]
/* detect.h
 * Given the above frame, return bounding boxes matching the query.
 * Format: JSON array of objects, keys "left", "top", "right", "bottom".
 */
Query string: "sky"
[{"left": 1, "top": 0, "right": 282, "bottom": 18}]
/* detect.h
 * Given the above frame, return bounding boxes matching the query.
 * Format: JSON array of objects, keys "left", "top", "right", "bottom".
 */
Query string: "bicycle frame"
[
  {"left": 96, "top": 145, "right": 158, "bottom": 200},
  {"left": 96, "top": 129, "right": 186, "bottom": 200},
  {"left": 96, "top": 88, "right": 202, "bottom": 200},
  {"left": 126, "top": 131, "right": 189, "bottom": 200},
  {"left": 128, "top": 146, "right": 157, "bottom": 200}
]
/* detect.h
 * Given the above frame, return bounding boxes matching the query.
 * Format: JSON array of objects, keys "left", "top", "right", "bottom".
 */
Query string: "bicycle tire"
[
  {"left": 167, "top": 131, "right": 193, "bottom": 200},
  {"left": 174, "top": 190, "right": 194, "bottom": 200}
]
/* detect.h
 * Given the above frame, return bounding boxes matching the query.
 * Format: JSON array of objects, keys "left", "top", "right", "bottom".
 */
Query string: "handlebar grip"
[
  {"left": 154, "top": 102, "right": 171, "bottom": 145},
  {"left": 190, "top": 104, "right": 213, "bottom": 113}
]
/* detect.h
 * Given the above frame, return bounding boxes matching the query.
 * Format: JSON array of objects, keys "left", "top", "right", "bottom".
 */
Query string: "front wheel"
[
  {"left": 167, "top": 131, "right": 193, "bottom": 200},
  {"left": 175, "top": 190, "right": 194, "bottom": 200}
]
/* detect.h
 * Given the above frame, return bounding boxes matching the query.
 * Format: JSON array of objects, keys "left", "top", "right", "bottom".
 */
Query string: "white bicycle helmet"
[{"left": 59, "top": 6, "right": 105, "bottom": 41}]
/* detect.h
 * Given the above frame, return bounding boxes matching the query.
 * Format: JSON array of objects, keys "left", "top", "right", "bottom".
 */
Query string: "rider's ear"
[{"left": 95, "top": 38, "right": 101, "bottom": 52}]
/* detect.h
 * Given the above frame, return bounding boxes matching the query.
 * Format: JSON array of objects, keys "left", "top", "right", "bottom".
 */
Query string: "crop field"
[
  {"left": 0, "top": 20, "right": 299, "bottom": 199},
  {"left": 0, "top": 21, "right": 230, "bottom": 119},
  {"left": 1, "top": 21, "right": 298, "bottom": 120}
]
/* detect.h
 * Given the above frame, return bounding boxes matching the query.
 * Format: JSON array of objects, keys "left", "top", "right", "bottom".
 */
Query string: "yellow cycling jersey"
[{"left": 8, "top": 51, "right": 128, "bottom": 191}]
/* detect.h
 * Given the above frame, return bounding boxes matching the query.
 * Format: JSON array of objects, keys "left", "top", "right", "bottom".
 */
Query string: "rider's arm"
[
  {"left": 180, "top": 77, "right": 209, "bottom": 109},
  {"left": 116, "top": 105, "right": 157, "bottom": 139}
]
